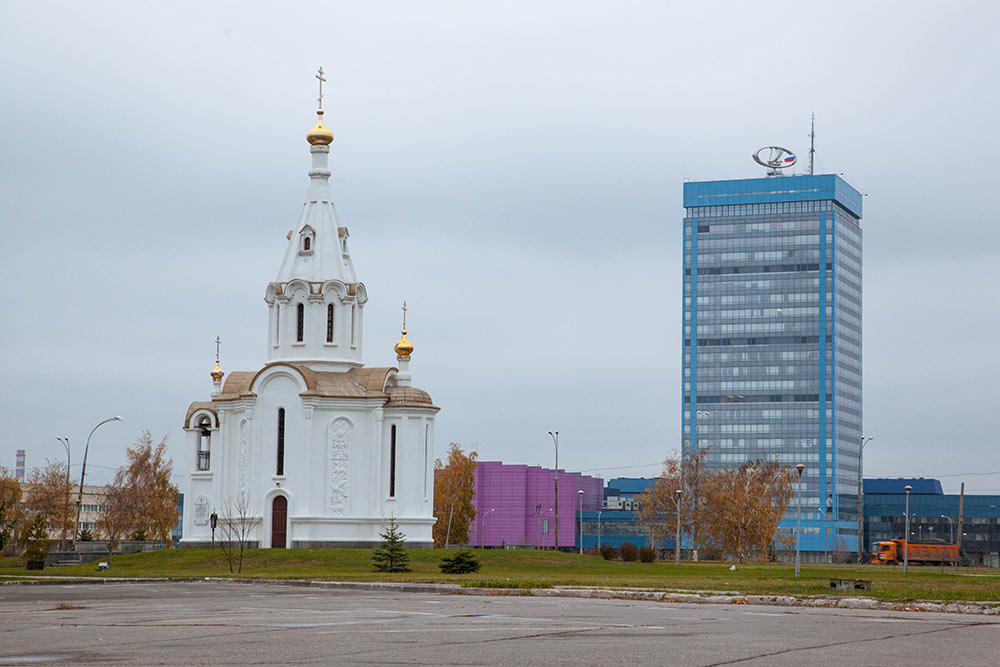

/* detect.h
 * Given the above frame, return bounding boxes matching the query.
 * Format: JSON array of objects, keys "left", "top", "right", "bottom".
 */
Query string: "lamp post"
[
  {"left": 941, "top": 515, "right": 954, "bottom": 544},
  {"left": 577, "top": 490, "right": 584, "bottom": 554},
  {"left": 548, "top": 431, "right": 559, "bottom": 551},
  {"left": 903, "top": 485, "right": 912, "bottom": 574},
  {"left": 674, "top": 488, "right": 683, "bottom": 566},
  {"left": 480, "top": 508, "right": 495, "bottom": 549},
  {"left": 858, "top": 436, "right": 874, "bottom": 562},
  {"left": 56, "top": 437, "right": 71, "bottom": 551},
  {"left": 795, "top": 463, "right": 805, "bottom": 578},
  {"left": 74, "top": 416, "right": 123, "bottom": 550},
  {"left": 597, "top": 510, "right": 602, "bottom": 551}
]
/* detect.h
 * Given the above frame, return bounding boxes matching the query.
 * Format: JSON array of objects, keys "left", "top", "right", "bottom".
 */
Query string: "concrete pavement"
[{"left": 1, "top": 581, "right": 998, "bottom": 665}]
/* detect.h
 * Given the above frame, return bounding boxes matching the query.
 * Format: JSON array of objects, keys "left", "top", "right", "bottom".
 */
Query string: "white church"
[{"left": 181, "top": 77, "right": 439, "bottom": 548}]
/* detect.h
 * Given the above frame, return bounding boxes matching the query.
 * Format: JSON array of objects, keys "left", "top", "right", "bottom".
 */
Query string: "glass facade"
[{"left": 681, "top": 174, "right": 863, "bottom": 555}]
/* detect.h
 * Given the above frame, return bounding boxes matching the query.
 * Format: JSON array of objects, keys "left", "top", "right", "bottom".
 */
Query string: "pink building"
[{"left": 467, "top": 461, "right": 603, "bottom": 549}]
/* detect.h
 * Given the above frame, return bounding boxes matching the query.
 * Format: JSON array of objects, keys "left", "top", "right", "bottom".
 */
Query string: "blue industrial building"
[
  {"left": 863, "top": 478, "right": 1000, "bottom": 567},
  {"left": 682, "top": 172, "right": 863, "bottom": 560}
]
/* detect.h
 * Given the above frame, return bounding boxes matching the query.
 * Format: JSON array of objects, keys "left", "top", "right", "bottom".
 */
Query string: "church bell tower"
[{"left": 264, "top": 67, "right": 367, "bottom": 372}]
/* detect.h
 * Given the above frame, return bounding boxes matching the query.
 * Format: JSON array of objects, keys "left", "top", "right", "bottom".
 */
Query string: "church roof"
[
  {"left": 184, "top": 402, "right": 218, "bottom": 428},
  {"left": 385, "top": 385, "right": 438, "bottom": 411},
  {"left": 186, "top": 362, "right": 436, "bottom": 420}
]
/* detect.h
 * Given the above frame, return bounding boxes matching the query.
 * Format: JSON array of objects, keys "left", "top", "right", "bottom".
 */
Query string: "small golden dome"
[
  {"left": 306, "top": 110, "right": 333, "bottom": 145},
  {"left": 211, "top": 364, "right": 224, "bottom": 380},
  {"left": 394, "top": 330, "right": 413, "bottom": 359}
]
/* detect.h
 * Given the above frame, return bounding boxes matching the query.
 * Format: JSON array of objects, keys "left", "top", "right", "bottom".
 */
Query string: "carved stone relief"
[{"left": 328, "top": 419, "right": 351, "bottom": 515}]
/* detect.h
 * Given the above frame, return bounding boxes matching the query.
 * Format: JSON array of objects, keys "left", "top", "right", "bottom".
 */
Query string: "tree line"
[{"left": 0, "top": 430, "right": 180, "bottom": 567}]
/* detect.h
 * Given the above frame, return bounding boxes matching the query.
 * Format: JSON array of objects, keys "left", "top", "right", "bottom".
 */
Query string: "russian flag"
[{"left": 783, "top": 155, "right": 796, "bottom": 163}]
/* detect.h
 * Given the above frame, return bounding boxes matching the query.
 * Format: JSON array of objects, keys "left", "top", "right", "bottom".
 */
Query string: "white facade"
[{"left": 181, "top": 106, "right": 438, "bottom": 548}]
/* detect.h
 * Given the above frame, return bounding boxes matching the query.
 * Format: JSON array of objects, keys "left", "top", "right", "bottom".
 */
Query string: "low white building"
[{"left": 181, "top": 89, "right": 439, "bottom": 548}]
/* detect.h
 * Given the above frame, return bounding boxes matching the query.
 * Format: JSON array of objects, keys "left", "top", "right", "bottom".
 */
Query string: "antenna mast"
[{"left": 808, "top": 113, "right": 816, "bottom": 176}]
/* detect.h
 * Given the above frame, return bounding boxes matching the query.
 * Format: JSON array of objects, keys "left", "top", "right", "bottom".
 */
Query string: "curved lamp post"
[
  {"left": 795, "top": 463, "right": 805, "bottom": 578},
  {"left": 480, "top": 508, "right": 495, "bottom": 549},
  {"left": 577, "top": 489, "right": 584, "bottom": 554},
  {"left": 56, "top": 437, "right": 71, "bottom": 550},
  {"left": 73, "top": 416, "right": 123, "bottom": 550},
  {"left": 858, "top": 436, "right": 874, "bottom": 562},
  {"left": 941, "top": 514, "right": 954, "bottom": 544},
  {"left": 548, "top": 431, "right": 559, "bottom": 550},
  {"left": 903, "top": 485, "right": 912, "bottom": 574},
  {"left": 674, "top": 488, "right": 683, "bottom": 566}
]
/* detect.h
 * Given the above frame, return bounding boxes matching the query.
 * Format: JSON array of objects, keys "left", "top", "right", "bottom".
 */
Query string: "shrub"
[
  {"left": 130, "top": 530, "right": 147, "bottom": 541},
  {"left": 439, "top": 550, "right": 480, "bottom": 574},
  {"left": 599, "top": 544, "right": 617, "bottom": 561},
  {"left": 78, "top": 528, "right": 94, "bottom": 542},
  {"left": 639, "top": 545, "right": 657, "bottom": 563},
  {"left": 619, "top": 541, "right": 639, "bottom": 562}
]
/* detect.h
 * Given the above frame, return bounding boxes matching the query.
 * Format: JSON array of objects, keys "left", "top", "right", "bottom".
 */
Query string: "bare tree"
[
  {"left": 636, "top": 448, "right": 712, "bottom": 556},
  {"left": 98, "top": 476, "right": 137, "bottom": 570},
  {"left": 218, "top": 495, "right": 256, "bottom": 574}
]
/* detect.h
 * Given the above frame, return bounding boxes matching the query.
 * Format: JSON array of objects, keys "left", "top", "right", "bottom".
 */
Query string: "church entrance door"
[{"left": 271, "top": 495, "right": 287, "bottom": 548}]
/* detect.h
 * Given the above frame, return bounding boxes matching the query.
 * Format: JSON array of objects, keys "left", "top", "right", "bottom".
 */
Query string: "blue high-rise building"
[{"left": 682, "top": 174, "right": 863, "bottom": 558}]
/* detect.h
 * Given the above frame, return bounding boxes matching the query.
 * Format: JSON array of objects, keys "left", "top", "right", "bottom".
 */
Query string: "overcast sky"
[{"left": 1, "top": 1, "right": 997, "bottom": 494}]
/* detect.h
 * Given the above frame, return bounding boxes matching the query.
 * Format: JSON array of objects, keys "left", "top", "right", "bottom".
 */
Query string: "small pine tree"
[
  {"left": 78, "top": 528, "right": 94, "bottom": 542},
  {"left": 23, "top": 514, "right": 49, "bottom": 569},
  {"left": 372, "top": 517, "right": 411, "bottom": 573},
  {"left": 439, "top": 549, "right": 481, "bottom": 574}
]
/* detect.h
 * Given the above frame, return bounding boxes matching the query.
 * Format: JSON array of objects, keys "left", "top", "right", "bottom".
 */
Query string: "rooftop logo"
[{"left": 753, "top": 146, "right": 796, "bottom": 175}]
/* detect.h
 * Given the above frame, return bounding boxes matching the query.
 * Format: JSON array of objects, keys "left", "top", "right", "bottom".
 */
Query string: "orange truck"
[{"left": 873, "top": 539, "right": 959, "bottom": 566}]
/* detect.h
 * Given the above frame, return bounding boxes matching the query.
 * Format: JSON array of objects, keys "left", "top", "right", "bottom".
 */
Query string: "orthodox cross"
[
  {"left": 315, "top": 66, "right": 326, "bottom": 110},
  {"left": 401, "top": 301, "right": 408, "bottom": 330},
  {"left": 215, "top": 336, "right": 222, "bottom": 364}
]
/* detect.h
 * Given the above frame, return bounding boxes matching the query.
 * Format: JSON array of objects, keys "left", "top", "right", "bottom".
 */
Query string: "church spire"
[
  {"left": 265, "top": 69, "right": 366, "bottom": 372},
  {"left": 394, "top": 301, "right": 414, "bottom": 387}
]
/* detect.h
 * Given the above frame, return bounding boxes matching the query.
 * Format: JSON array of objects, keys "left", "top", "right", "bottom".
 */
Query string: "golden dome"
[
  {"left": 306, "top": 110, "right": 333, "bottom": 145},
  {"left": 394, "top": 330, "right": 413, "bottom": 359},
  {"left": 211, "top": 364, "right": 224, "bottom": 380}
]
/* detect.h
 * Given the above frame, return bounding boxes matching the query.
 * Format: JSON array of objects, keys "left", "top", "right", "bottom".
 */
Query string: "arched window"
[
  {"left": 276, "top": 408, "right": 286, "bottom": 476},
  {"left": 197, "top": 417, "right": 211, "bottom": 471},
  {"left": 303, "top": 236, "right": 311, "bottom": 251},
  {"left": 326, "top": 303, "right": 334, "bottom": 343},
  {"left": 296, "top": 303, "right": 304, "bottom": 342},
  {"left": 350, "top": 304, "right": 357, "bottom": 346},
  {"left": 389, "top": 424, "right": 397, "bottom": 498}
]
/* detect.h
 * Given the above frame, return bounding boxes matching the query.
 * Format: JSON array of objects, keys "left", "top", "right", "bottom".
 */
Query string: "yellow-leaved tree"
[
  {"left": 432, "top": 443, "right": 478, "bottom": 548},
  {"left": 0, "top": 467, "right": 24, "bottom": 554},
  {"left": 699, "top": 459, "right": 795, "bottom": 563},
  {"left": 120, "top": 431, "right": 180, "bottom": 546},
  {"left": 24, "top": 461, "right": 74, "bottom": 550}
]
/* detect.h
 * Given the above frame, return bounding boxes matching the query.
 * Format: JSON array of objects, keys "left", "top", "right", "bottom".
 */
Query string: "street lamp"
[
  {"left": 480, "top": 508, "right": 495, "bottom": 549},
  {"left": 597, "top": 509, "right": 602, "bottom": 551},
  {"left": 941, "top": 515, "right": 954, "bottom": 544},
  {"left": 577, "top": 490, "right": 584, "bottom": 554},
  {"left": 795, "top": 463, "right": 805, "bottom": 578},
  {"left": 56, "top": 437, "right": 71, "bottom": 551},
  {"left": 674, "top": 488, "right": 683, "bottom": 566},
  {"left": 548, "top": 431, "right": 559, "bottom": 551},
  {"left": 903, "top": 485, "right": 912, "bottom": 574},
  {"left": 74, "top": 416, "right": 123, "bottom": 550},
  {"left": 858, "top": 436, "right": 874, "bottom": 562}
]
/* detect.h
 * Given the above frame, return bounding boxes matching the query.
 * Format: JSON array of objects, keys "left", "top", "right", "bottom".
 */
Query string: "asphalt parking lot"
[{"left": 1, "top": 581, "right": 998, "bottom": 665}]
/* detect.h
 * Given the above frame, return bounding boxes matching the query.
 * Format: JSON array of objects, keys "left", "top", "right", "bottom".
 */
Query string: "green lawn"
[{"left": 2, "top": 550, "right": 998, "bottom": 603}]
